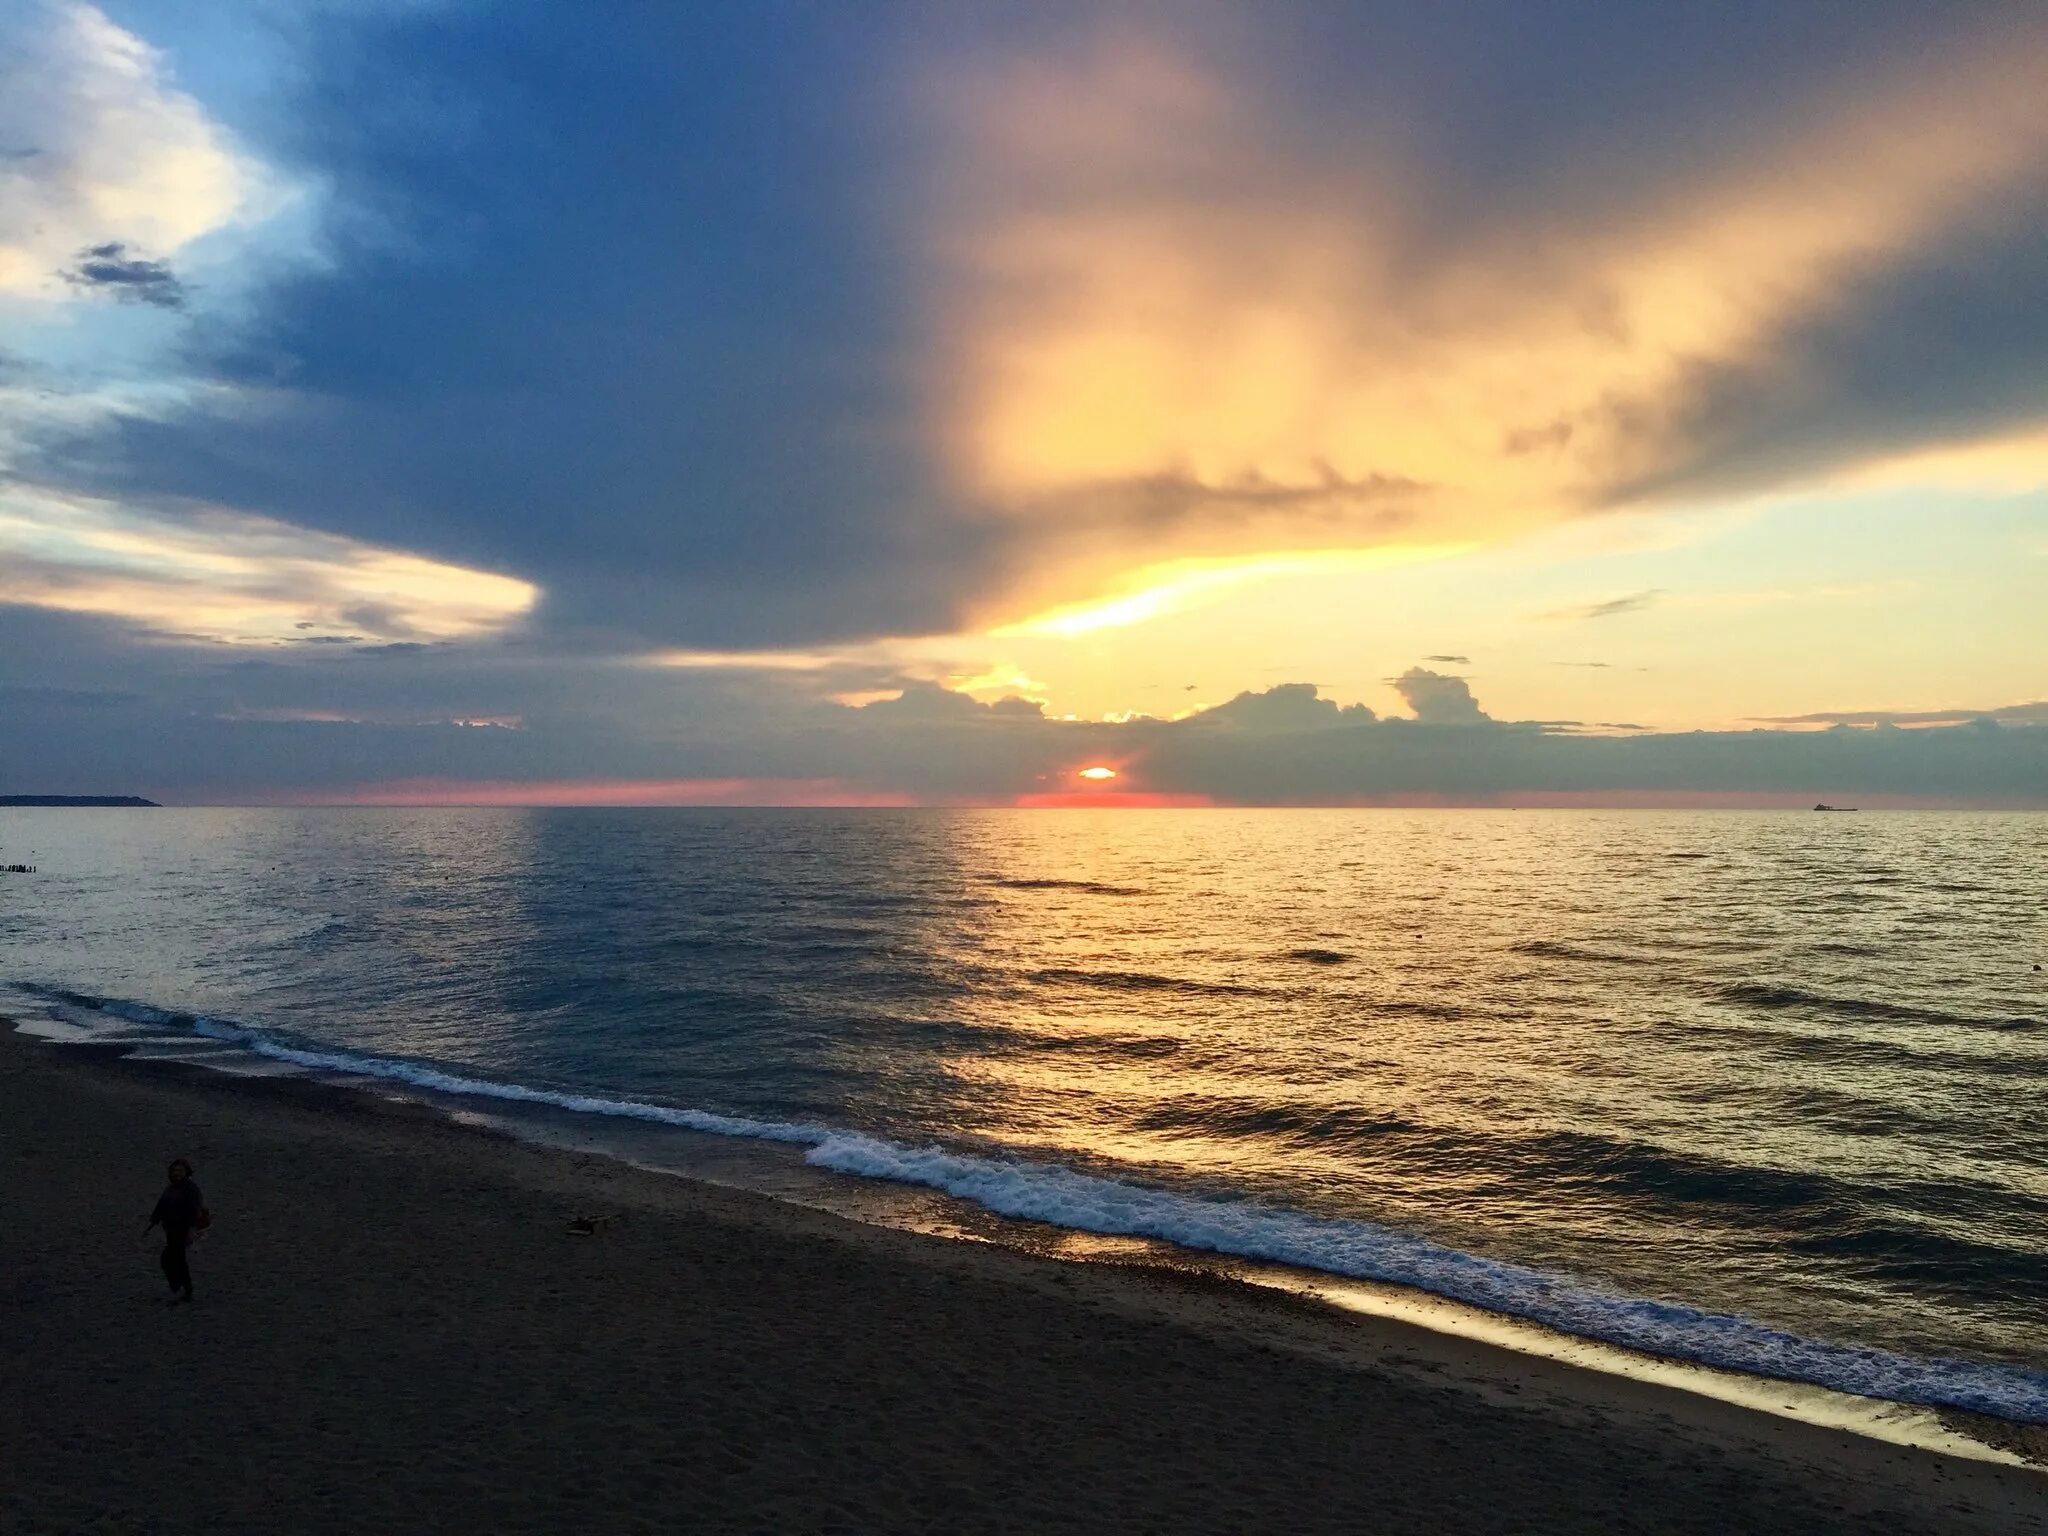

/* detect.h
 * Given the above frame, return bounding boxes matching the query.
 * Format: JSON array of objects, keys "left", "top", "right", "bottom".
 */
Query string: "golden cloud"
[
  {"left": 922, "top": 21, "right": 2048, "bottom": 619},
  {"left": 0, "top": 486, "right": 539, "bottom": 644}
]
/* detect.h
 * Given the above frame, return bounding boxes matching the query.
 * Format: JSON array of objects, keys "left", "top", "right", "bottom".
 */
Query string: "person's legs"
[{"left": 160, "top": 1233, "right": 192, "bottom": 1298}]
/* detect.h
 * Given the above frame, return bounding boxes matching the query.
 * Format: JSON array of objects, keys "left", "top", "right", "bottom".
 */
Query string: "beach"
[{"left": 4, "top": 1023, "right": 2043, "bottom": 1535}]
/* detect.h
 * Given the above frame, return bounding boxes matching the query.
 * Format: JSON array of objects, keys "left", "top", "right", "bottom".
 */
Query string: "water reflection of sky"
[{"left": 3, "top": 806, "right": 2045, "bottom": 1365}]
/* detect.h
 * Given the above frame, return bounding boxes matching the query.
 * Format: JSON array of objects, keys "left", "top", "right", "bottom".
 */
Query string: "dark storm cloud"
[
  {"left": 61, "top": 243, "right": 185, "bottom": 309},
  {"left": 0, "top": 605, "right": 745, "bottom": 794},
  {"left": 0, "top": 682, "right": 138, "bottom": 708},
  {"left": 9, "top": 1, "right": 2048, "bottom": 806},
  {"left": 18, "top": 1, "right": 2048, "bottom": 662},
  {"left": 1599, "top": 204, "right": 2048, "bottom": 509},
  {"left": 30, "top": 2, "right": 990, "bottom": 649}
]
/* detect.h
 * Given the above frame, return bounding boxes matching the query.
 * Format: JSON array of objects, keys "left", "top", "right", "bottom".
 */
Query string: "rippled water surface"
[{"left": 4, "top": 808, "right": 2045, "bottom": 1411}]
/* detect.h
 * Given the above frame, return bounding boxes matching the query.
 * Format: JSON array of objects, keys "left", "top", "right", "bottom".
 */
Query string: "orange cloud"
[
  {"left": 1838, "top": 426, "right": 2048, "bottom": 496},
  {"left": 922, "top": 20, "right": 2048, "bottom": 622}
]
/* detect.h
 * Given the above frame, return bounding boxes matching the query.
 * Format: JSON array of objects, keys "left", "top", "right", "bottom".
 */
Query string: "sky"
[{"left": 1, "top": 0, "right": 2044, "bottom": 807}]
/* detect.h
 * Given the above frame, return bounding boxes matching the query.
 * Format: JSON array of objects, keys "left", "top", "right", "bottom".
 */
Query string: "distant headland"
[{"left": 0, "top": 795, "right": 160, "bottom": 807}]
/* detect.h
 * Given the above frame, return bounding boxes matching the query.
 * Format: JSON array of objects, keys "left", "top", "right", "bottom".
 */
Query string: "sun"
[{"left": 1077, "top": 766, "right": 1118, "bottom": 781}]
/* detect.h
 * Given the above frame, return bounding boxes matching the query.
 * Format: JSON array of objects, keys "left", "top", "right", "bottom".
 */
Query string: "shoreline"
[
  {"left": 5, "top": 1023, "right": 2045, "bottom": 1532},
  {"left": 18, "top": 983, "right": 2047, "bottom": 1450}
]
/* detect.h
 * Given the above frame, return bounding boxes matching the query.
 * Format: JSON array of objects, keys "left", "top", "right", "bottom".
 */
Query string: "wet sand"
[{"left": 3, "top": 1023, "right": 2043, "bottom": 1535}]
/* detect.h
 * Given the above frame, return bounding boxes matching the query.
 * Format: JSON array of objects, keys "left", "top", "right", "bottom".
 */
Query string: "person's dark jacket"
[{"left": 150, "top": 1182, "right": 205, "bottom": 1236}]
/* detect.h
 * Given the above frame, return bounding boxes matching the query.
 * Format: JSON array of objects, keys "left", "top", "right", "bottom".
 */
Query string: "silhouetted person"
[{"left": 145, "top": 1158, "right": 205, "bottom": 1303}]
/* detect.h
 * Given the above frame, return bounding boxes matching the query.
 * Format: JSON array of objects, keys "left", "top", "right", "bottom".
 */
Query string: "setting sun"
[{"left": 1077, "top": 766, "right": 1118, "bottom": 781}]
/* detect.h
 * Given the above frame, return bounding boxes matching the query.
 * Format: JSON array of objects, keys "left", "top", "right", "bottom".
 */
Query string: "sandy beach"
[{"left": 3, "top": 1023, "right": 2043, "bottom": 1536}]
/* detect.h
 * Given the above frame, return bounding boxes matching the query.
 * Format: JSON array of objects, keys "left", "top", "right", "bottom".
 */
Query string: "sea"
[{"left": 4, "top": 807, "right": 2045, "bottom": 1432}]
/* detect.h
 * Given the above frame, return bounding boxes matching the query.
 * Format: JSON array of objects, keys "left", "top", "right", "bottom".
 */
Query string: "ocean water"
[{"left": 4, "top": 807, "right": 2046, "bottom": 1423}]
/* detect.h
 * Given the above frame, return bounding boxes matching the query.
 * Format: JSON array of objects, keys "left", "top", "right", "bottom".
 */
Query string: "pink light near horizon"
[
  {"left": 282, "top": 777, "right": 920, "bottom": 808},
  {"left": 184, "top": 783, "right": 2043, "bottom": 811},
  {"left": 1010, "top": 791, "right": 1217, "bottom": 808}
]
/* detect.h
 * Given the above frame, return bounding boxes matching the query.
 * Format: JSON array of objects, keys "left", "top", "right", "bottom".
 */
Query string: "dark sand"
[{"left": 4, "top": 1025, "right": 2044, "bottom": 1535}]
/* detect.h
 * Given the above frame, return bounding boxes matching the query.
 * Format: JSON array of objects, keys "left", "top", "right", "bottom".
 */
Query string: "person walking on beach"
[{"left": 144, "top": 1158, "right": 206, "bottom": 1304}]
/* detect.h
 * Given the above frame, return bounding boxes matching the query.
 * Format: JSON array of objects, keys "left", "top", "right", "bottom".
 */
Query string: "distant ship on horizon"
[{"left": 1813, "top": 803, "right": 1859, "bottom": 812}]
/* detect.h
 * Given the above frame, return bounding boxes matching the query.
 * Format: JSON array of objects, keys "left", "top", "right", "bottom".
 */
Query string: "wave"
[
  {"left": 1716, "top": 981, "right": 2041, "bottom": 1033},
  {"left": 1692, "top": 1019, "right": 2048, "bottom": 1081},
  {"left": 1128, "top": 1096, "right": 1422, "bottom": 1149},
  {"left": 1028, "top": 967, "right": 1280, "bottom": 999},
  {"left": 808, "top": 1138, "right": 2048, "bottom": 1424},
  {"left": 15, "top": 985, "right": 2048, "bottom": 1426},
  {"left": 991, "top": 877, "right": 1150, "bottom": 896},
  {"left": 1512, "top": 1128, "right": 1849, "bottom": 1213},
  {"left": 1765, "top": 1084, "right": 1950, "bottom": 1141},
  {"left": 1119, "top": 1099, "right": 1872, "bottom": 1218},
  {"left": 859, "top": 1013, "right": 1200, "bottom": 1066},
  {"left": 1508, "top": 940, "right": 1637, "bottom": 964},
  {"left": 1787, "top": 1223, "right": 2048, "bottom": 1296},
  {"left": 1369, "top": 997, "right": 1472, "bottom": 1020}
]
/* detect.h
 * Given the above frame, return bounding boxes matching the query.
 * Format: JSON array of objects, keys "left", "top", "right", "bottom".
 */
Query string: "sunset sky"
[{"left": 2, "top": 1, "right": 2044, "bottom": 805}]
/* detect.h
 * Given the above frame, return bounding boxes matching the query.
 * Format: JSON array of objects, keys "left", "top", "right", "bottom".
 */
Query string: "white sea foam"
[
  {"left": 181, "top": 1013, "right": 823, "bottom": 1144},
  {"left": 19, "top": 985, "right": 2048, "bottom": 1426},
  {"left": 802, "top": 1133, "right": 2048, "bottom": 1423}
]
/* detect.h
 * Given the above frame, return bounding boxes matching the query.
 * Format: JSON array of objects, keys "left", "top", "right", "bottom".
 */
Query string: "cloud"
[
  {"left": 0, "top": 483, "right": 537, "bottom": 644},
  {"left": 62, "top": 241, "right": 184, "bottom": 308},
  {"left": 0, "top": 2, "right": 275, "bottom": 301},
  {"left": 18, "top": 3, "right": 977, "bottom": 651},
  {"left": 1, "top": 3, "right": 2043, "bottom": 810},
  {"left": 1423, "top": 654, "right": 1469, "bottom": 665},
  {"left": 0, "top": 682, "right": 137, "bottom": 708},
  {"left": 1534, "top": 590, "right": 1664, "bottom": 622},
  {"left": 1751, "top": 701, "right": 2048, "bottom": 728},
  {"left": 14, "top": 4, "right": 2048, "bottom": 657},
  {"left": 1840, "top": 425, "right": 2048, "bottom": 497},
  {"left": 1180, "top": 682, "right": 1374, "bottom": 731},
  {"left": 854, "top": 681, "right": 1045, "bottom": 722},
  {"left": 921, "top": 8, "right": 2048, "bottom": 619},
  {"left": 1388, "top": 668, "right": 1489, "bottom": 725},
  {"left": 3, "top": 627, "right": 2042, "bottom": 806},
  {"left": 0, "top": 2, "right": 305, "bottom": 478},
  {"left": 988, "top": 543, "right": 1465, "bottom": 638}
]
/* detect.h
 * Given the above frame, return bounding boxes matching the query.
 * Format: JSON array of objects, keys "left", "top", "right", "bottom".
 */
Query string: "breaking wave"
[{"left": 14, "top": 985, "right": 2048, "bottom": 1427}]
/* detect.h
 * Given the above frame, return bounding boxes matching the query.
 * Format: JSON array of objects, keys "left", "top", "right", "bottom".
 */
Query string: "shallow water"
[{"left": 3, "top": 807, "right": 2045, "bottom": 1418}]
